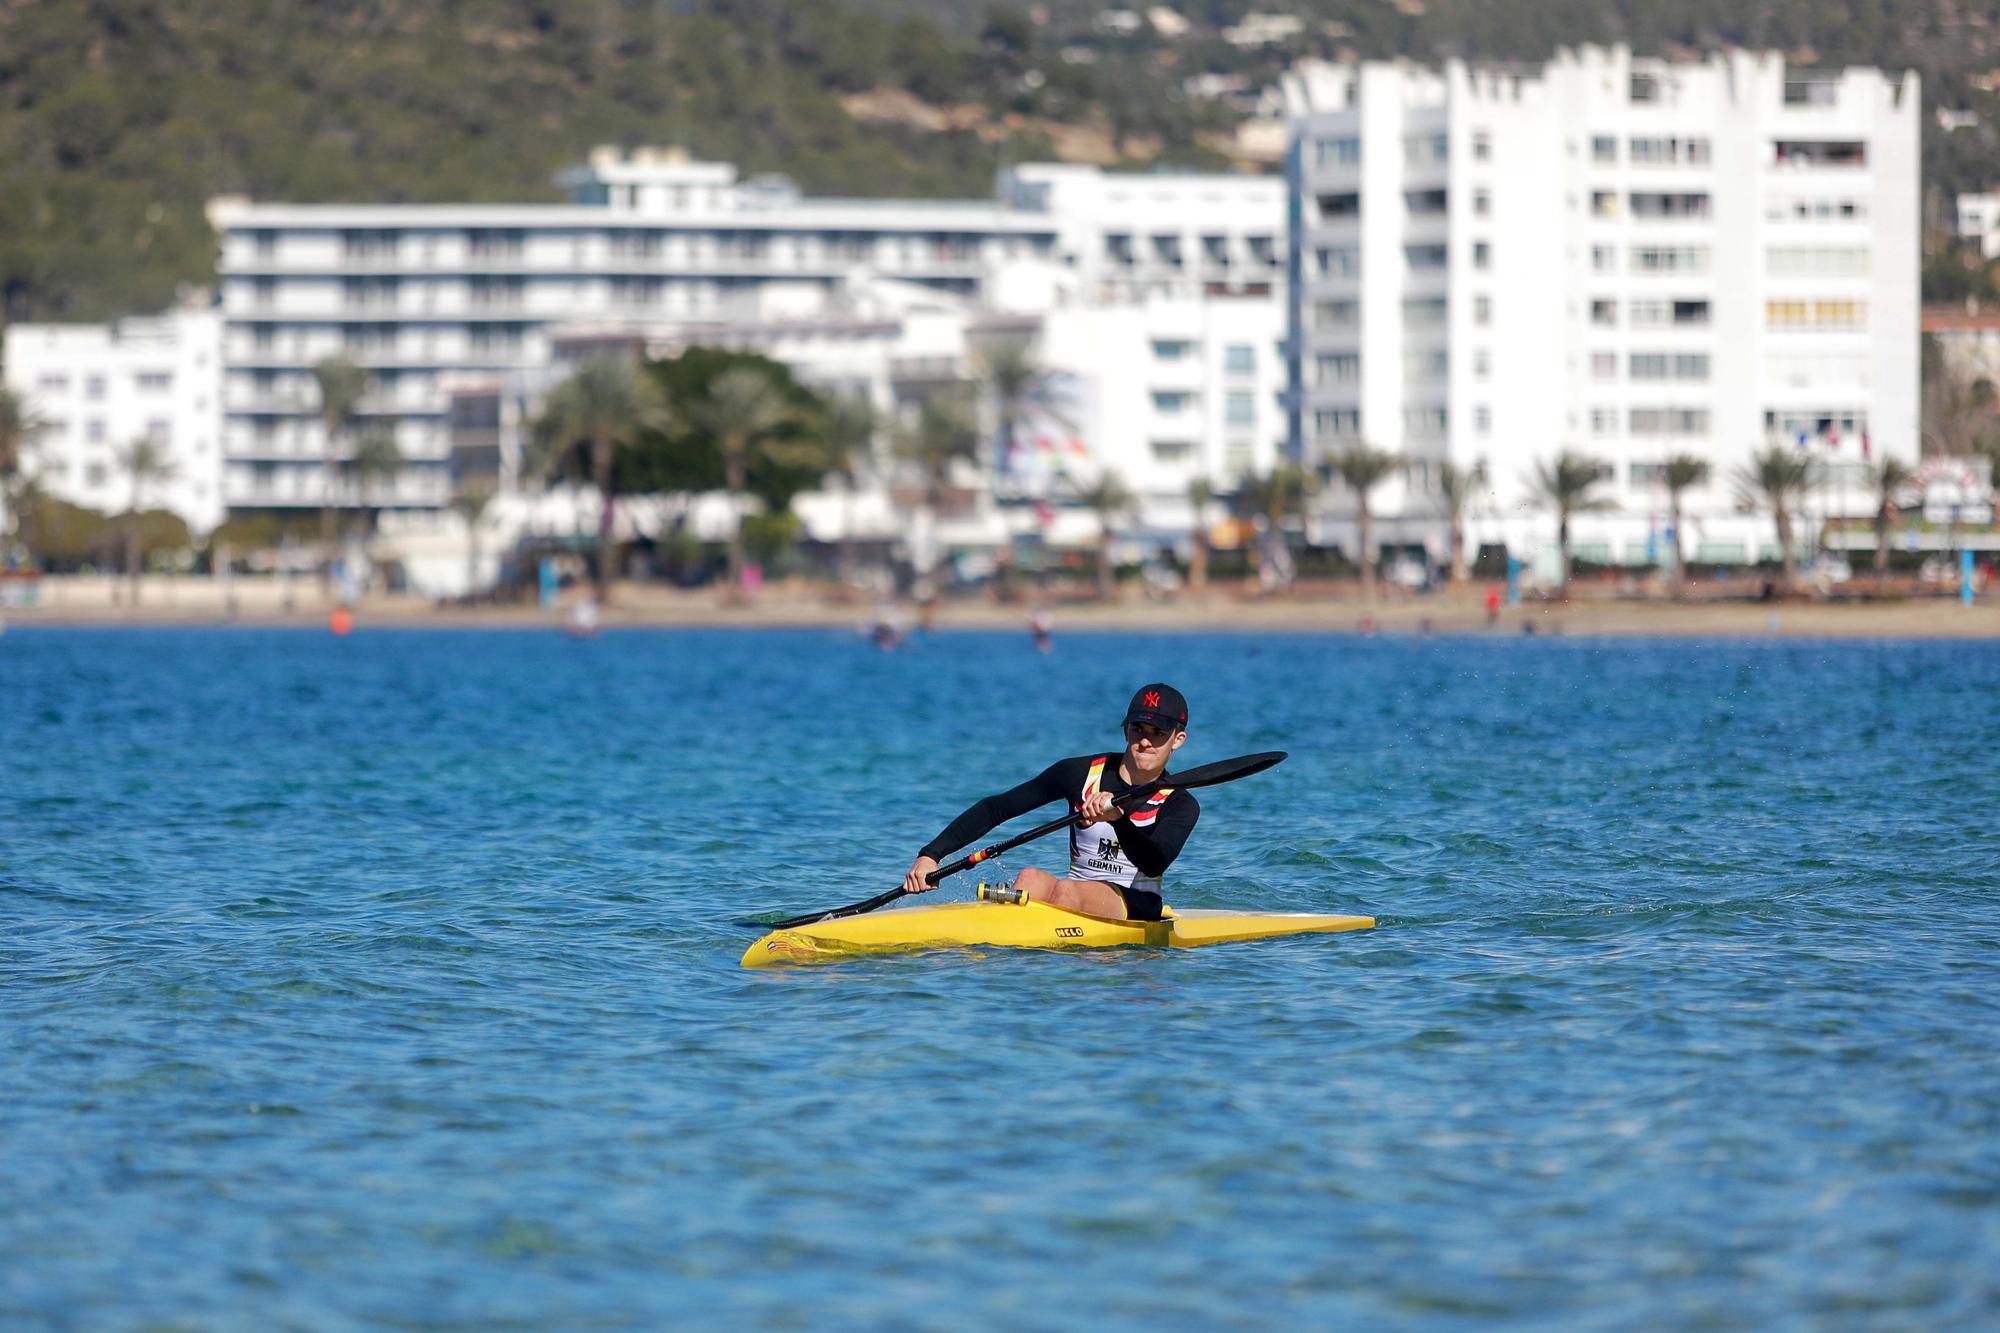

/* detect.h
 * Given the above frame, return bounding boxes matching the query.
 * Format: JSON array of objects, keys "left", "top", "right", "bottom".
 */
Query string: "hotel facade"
[{"left": 1285, "top": 46, "right": 1920, "bottom": 571}]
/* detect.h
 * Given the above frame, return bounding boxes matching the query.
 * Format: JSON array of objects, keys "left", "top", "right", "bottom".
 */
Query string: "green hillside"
[{"left": 3, "top": 0, "right": 1996, "bottom": 325}]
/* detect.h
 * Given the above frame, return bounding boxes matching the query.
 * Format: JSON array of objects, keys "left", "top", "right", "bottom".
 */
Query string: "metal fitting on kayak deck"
[{"left": 977, "top": 882, "right": 1029, "bottom": 906}]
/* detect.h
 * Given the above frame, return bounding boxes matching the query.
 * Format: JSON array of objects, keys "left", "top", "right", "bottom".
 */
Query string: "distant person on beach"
[
  {"left": 901, "top": 684, "right": 1199, "bottom": 923},
  {"left": 1029, "top": 604, "right": 1053, "bottom": 653},
  {"left": 1485, "top": 586, "right": 1502, "bottom": 627}
]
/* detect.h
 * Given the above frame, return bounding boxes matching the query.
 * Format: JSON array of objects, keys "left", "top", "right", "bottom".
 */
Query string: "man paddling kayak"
[{"left": 901, "top": 684, "right": 1200, "bottom": 922}]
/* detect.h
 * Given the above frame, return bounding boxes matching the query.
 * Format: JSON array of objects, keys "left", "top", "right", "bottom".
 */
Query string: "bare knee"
[{"left": 1016, "top": 867, "right": 1057, "bottom": 895}]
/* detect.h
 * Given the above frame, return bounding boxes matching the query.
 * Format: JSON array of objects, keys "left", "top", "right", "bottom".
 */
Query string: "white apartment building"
[
  {"left": 1286, "top": 47, "right": 1920, "bottom": 573},
  {"left": 208, "top": 147, "right": 1063, "bottom": 521},
  {"left": 2, "top": 304, "right": 226, "bottom": 535},
  {"left": 997, "top": 163, "right": 1287, "bottom": 302},
  {"left": 1957, "top": 192, "right": 2000, "bottom": 260}
]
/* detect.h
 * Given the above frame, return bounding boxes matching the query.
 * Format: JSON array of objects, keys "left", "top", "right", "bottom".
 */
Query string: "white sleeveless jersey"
[{"left": 1067, "top": 755, "right": 1175, "bottom": 891}]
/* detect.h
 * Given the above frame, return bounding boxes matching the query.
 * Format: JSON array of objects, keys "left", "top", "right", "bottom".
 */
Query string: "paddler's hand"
[
  {"left": 903, "top": 855, "right": 941, "bottom": 894},
  {"left": 1079, "top": 791, "right": 1123, "bottom": 824}
]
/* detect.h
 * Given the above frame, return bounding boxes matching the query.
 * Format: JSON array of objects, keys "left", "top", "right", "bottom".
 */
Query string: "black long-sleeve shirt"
[{"left": 919, "top": 754, "right": 1200, "bottom": 881}]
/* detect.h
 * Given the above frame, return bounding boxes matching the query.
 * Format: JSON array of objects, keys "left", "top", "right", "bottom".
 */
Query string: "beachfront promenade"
[{"left": 9, "top": 573, "right": 2000, "bottom": 638}]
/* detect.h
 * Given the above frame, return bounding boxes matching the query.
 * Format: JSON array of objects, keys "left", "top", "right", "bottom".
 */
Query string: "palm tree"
[
  {"left": 1077, "top": 472, "right": 1136, "bottom": 599},
  {"left": 1236, "top": 462, "right": 1315, "bottom": 590},
  {"left": 674, "top": 366, "right": 793, "bottom": 599},
  {"left": 1435, "top": 460, "right": 1488, "bottom": 587},
  {"left": 978, "top": 335, "right": 1066, "bottom": 477},
  {"left": 349, "top": 429, "right": 404, "bottom": 541},
  {"left": 1331, "top": 445, "right": 1402, "bottom": 603},
  {"left": 312, "top": 356, "right": 368, "bottom": 596},
  {"left": 1527, "top": 450, "right": 1614, "bottom": 592},
  {"left": 112, "top": 436, "right": 176, "bottom": 606},
  {"left": 530, "top": 355, "right": 670, "bottom": 604},
  {"left": 894, "top": 390, "right": 980, "bottom": 580},
  {"left": 452, "top": 482, "right": 496, "bottom": 599},
  {"left": 1870, "top": 456, "right": 1914, "bottom": 586},
  {"left": 816, "top": 394, "right": 877, "bottom": 582},
  {"left": 1662, "top": 454, "right": 1711, "bottom": 596},
  {"left": 1733, "top": 445, "right": 1819, "bottom": 591},
  {"left": 1186, "top": 475, "right": 1213, "bottom": 596}
]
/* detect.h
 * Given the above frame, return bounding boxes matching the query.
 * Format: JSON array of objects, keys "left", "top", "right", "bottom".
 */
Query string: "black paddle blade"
[{"left": 1156, "top": 750, "right": 1287, "bottom": 791}]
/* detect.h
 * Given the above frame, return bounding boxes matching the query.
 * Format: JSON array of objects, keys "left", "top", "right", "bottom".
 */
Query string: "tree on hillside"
[
  {"left": 1662, "top": 454, "right": 1710, "bottom": 595},
  {"left": 1871, "top": 456, "right": 1914, "bottom": 585},
  {"left": 1734, "top": 445, "right": 1819, "bottom": 591},
  {"left": 312, "top": 356, "right": 368, "bottom": 596},
  {"left": 1435, "top": 459, "right": 1488, "bottom": 587},
  {"left": 112, "top": 435, "right": 176, "bottom": 605},
  {"left": 1330, "top": 445, "right": 1401, "bottom": 603},
  {"left": 530, "top": 355, "right": 670, "bottom": 604},
  {"left": 1527, "top": 450, "right": 1613, "bottom": 592}
]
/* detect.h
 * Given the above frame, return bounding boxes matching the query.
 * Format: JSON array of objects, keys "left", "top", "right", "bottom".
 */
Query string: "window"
[
  {"left": 1591, "top": 135, "right": 1617, "bottom": 163},
  {"left": 86, "top": 418, "right": 105, "bottom": 443},
  {"left": 145, "top": 418, "right": 170, "bottom": 441},
  {"left": 1687, "top": 138, "right": 1711, "bottom": 164},
  {"left": 1764, "top": 409, "right": 1867, "bottom": 444},
  {"left": 1224, "top": 344, "right": 1255, "bottom": 375},
  {"left": 1471, "top": 131, "right": 1491, "bottom": 162},
  {"left": 1315, "top": 136, "right": 1361, "bottom": 167},
  {"left": 1106, "top": 234, "right": 1133, "bottom": 265},
  {"left": 1201, "top": 235, "right": 1229, "bottom": 267},
  {"left": 1632, "top": 246, "right": 1709, "bottom": 273},
  {"left": 1766, "top": 246, "right": 1871, "bottom": 276},
  {"left": 1629, "top": 353, "right": 1707, "bottom": 381},
  {"left": 86, "top": 462, "right": 108, "bottom": 487},
  {"left": 1590, "top": 408, "right": 1619, "bottom": 436},
  {"left": 1475, "top": 405, "right": 1491, "bottom": 435},
  {"left": 1151, "top": 235, "right": 1183, "bottom": 267},
  {"left": 1149, "top": 440, "right": 1195, "bottom": 462},
  {"left": 1152, "top": 339, "right": 1193, "bottom": 360},
  {"left": 1314, "top": 353, "right": 1360, "bottom": 387},
  {"left": 1318, "top": 192, "right": 1360, "bottom": 220},
  {"left": 1247, "top": 235, "right": 1278, "bottom": 267},
  {"left": 1225, "top": 392, "right": 1256, "bottom": 425},
  {"left": 1404, "top": 189, "right": 1448, "bottom": 216},
  {"left": 1314, "top": 408, "right": 1361, "bottom": 438},
  {"left": 36, "top": 372, "right": 68, "bottom": 392},
  {"left": 1630, "top": 72, "right": 1661, "bottom": 103},
  {"left": 1591, "top": 352, "right": 1617, "bottom": 381},
  {"left": 1629, "top": 462, "right": 1669, "bottom": 487},
  {"left": 1629, "top": 192, "right": 1710, "bottom": 220},
  {"left": 1403, "top": 349, "right": 1447, "bottom": 380},
  {"left": 1630, "top": 408, "right": 1710, "bottom": 435},
  {"left": 1316, "top": 247, "right": 1359, "bottom": 277},
  {"left": 1151, "top": 391, "right": 1193, "bottom": 413},
  {"left": 1774, "top": 140, "right": 1867, "bottom": 168},
  {"left": 1403, "top": 297, "right": 1448, "bottom": 327},
  {"left": 1472, "top": 241, "right": 1491, "bottom": 270},
  {"left": 1767, "top": 299, "right": 1867, "bottom": 330},
  {"left": 1473, "top": 295, "right": 1492, "bottom": 326},
  {"left": 1473, "top": 188, "right": 1491, "bottom": 217},
  {"left": 1405, "top": 244, "right": 1448, "bottom": 271},
  {"left": 1591, "top": 245, "right": 1617, "bottom": 272},
  {"left": 1473, "top": 349, "right": 1491, "bottom": 378},
  {"left": 1590, "top": 299, "right": 1617, "bottom": 326},
  {"left": 1403, "top": 406, "right": 1448, "bottom": 435},
  {"left": 1404, "top": 133, "right": 1449, "bottom": 166},
  {"left": 1766, "top": 196, "right": 1869, "bottom": 223},
  {"left": 85, "top": 375, "right": 105, "bottom": 401},
  {"left": 1591, "top": 190, "right": 1618, "bottom": 219},
  {"left": 1313, "top": 300, "right": 1359, "bottom": 330}
]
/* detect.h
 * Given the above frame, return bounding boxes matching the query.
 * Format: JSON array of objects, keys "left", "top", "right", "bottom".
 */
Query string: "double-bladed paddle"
[{"left": 742, "top": 750, "right": 1287, "bottom": 931}]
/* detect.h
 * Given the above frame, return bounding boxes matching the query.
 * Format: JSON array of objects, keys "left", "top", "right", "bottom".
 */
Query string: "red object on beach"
[{"left": 329, "top": 606, "right": 354, "bottom": 636}]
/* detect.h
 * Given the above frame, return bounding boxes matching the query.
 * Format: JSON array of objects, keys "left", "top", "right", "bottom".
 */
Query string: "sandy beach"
[{"left": 7, "top": 573, "right": 1999, "bottom": 638}]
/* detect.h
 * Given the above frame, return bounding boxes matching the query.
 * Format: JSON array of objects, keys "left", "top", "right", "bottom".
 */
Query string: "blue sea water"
[{"left": 2, "top": 626, "right": 1997, "bottom": 1328}]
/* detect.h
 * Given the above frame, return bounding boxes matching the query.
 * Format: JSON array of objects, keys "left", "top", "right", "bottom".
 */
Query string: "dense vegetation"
[{"left": 3, "top": 0, "right": 1998, "bottom": 324}]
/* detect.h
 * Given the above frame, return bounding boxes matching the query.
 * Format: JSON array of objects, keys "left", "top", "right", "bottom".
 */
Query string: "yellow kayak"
[{"left": 741, "top": 898, "right": 1374, "bottom": 968}]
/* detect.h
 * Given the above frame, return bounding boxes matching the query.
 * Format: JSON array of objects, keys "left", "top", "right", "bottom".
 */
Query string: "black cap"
[{"left": 1124, "top": 683, "right": 1189, "bottom": 732}]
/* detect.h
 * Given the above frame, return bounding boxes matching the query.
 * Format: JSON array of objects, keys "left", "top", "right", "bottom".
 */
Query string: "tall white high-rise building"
[
  {"left": 2, "top": 303, "right": 225, "bottom": 535},
  {"left": 1285, "top": 46, "right": 1919, "bottom": 571}
]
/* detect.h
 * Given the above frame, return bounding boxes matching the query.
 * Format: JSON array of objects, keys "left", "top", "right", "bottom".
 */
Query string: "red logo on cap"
[{"left": 1143, "top": 691, "right": 1161, "bottom": 708}]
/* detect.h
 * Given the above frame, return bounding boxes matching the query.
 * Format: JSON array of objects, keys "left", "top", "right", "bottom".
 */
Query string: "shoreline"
[{"left": 6, "top": 575, "right": 2000, "bottom": 639}]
